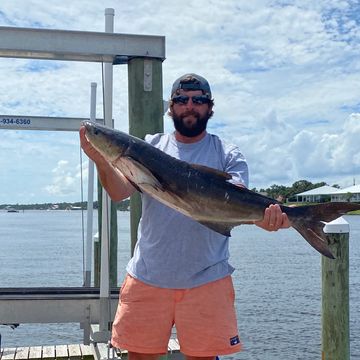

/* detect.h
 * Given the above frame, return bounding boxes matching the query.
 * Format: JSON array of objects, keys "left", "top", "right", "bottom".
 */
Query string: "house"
[
  {"left": 331, "top": 185, "right": 360, "bottom": 203},
  {"left": 295, "top": 185, "right": 340, "bottom": 203}
]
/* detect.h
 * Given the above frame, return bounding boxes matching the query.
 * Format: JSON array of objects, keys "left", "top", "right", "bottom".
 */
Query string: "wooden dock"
[
  {"left": 0, "top": 344, "right": 93, "bottom": 360},
  {"left": 0, "top": 340, "right": 182, "bottom": 360}
]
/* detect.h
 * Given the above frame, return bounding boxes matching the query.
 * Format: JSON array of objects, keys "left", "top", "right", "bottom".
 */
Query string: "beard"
[{"left": 171, "top": 110, "right": 210, "bottom": 137}]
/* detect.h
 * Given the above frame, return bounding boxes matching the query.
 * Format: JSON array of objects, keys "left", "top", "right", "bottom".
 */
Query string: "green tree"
[
  {"left": 345, "top": 192, "right": 353, "bottom": 202},
  {"left": 266, "top": 184, "right": 289, "bottom": 201},
  {"left": 290, "top": 180, "right": 314, "bottom": 195}
]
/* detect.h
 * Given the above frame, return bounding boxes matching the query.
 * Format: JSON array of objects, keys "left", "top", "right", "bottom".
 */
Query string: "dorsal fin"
[{"left": 190, "top": 164, "right": 232, "bottom": 181}]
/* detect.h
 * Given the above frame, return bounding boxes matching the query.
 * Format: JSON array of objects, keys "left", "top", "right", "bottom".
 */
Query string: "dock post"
[
  {"left": 127, "top": 57, "right": 164, "bottom": 255},
  {"left": 322, "top": 217, "right": 350, "bottom": 360},
  {"left": 84, "top": 82, "right": 97, "bottom": 288}
]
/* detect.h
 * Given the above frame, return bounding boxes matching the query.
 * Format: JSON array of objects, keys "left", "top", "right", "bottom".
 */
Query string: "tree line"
[
  {"left": 0, "top": 199, "right": 130, "bottom": 211},
  {"left": 253, "top": 179, "right": 339, "bottom": 203}
]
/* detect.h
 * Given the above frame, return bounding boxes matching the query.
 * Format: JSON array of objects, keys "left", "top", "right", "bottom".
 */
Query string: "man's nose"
[{"left": 185, "top": 98, "right": 195, "bottom": 109}]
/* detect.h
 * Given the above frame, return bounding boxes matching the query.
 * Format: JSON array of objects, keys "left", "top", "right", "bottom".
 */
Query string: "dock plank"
[
  {"left": 14, "top": 348, "right": 29, "bottom": 360},
  {"left": 67, "top": 345, "right": 81, "bottom": 360},
  {"left": 42, "top": 346, "right": 55, "bottom": 360},
  {"left": 28, "top": 346, "right": 42, "bottom": 360},
  {"left": 168, "top": 339, "right": 180, "bottom": 352},
  {"left": 2, "top": 339, "right": 180, "bottom": 360},
  {"left": 55, "top": 345, "right": 68, "bottom": 359},
  {"left": 1, "top": 348, "right": 16, "bottom": 360},
  {"left": 79, "top": 345, "right": 93, "bottom": 360}
]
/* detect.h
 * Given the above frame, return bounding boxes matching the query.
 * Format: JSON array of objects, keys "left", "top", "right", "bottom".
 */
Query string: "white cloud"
[
  {"left": 238, "top": 111, "right": 360, "bottom": 188},
  {"left": 45, "top": 160, "right": 79, "bottom": 196}
]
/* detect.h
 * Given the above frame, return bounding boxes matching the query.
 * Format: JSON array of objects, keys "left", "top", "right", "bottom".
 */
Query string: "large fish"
[{"left": 83, "top": 121, "right": 360, "bottom": 259}]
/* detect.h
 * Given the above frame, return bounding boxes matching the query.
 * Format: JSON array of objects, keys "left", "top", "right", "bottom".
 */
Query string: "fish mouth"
[
  {"left": 82, "top": 120, "right": 96, "bottom": 133},
  {"left": 82, "top": 120, "right": 91, "bottom": 127},
  {"left": 82, "top": 121, "right": 108, "bottom": 140}
]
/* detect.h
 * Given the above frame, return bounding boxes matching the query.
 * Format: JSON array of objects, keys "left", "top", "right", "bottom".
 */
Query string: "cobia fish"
[{"left": 82, "top": 121, "right": 360, "bottom": 259}]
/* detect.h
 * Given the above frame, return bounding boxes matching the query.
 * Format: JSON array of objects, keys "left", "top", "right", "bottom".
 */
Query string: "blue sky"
[{"left": 0, "top": 0, "right": 359, "bottom": 204}]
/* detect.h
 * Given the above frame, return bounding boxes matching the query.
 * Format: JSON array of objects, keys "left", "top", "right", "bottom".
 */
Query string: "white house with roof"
[
  {"left": 331, "top": 185, "right": 360, "bottom": 203},
  {"left": 295, "top": 185, "right": 340, "bottom": 203}
]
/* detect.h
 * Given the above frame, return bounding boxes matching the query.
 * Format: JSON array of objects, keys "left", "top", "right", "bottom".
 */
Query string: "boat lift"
[
  {"left": 0, "top": 83, "right": 115, "bottom": 347},
  {"left": 0, "top": 8, "right": 166, "bottom": 358}
]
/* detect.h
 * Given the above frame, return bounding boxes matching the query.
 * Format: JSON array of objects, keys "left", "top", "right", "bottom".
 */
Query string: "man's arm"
[
  {"left": 79, "top": 126, "right": 136, "bottom": 202},
  {"left": 225, "top": 146, "right": 290, "bottom": 232},
  {"left": 234, "top": 184, "right": 291, "bottom": 231}
]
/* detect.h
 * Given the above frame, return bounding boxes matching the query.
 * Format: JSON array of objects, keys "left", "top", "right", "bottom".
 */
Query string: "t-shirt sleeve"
[{"left": 224, "top": 146, "right": 249, "bottom": 188}]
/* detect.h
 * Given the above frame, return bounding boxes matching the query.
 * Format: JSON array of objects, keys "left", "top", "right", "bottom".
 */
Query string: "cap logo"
[{"left": 179, "top": 82, "right": 203, "bottom": 91}]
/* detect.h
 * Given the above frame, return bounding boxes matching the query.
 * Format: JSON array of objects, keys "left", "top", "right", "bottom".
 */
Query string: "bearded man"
[{"left": 79, "top": 73, "right": 290, "bottom": 360}]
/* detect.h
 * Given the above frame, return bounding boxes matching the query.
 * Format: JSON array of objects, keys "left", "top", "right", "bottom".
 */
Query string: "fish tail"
[{"left": 287, "top": 202, "right": 360, "bottom": 259}]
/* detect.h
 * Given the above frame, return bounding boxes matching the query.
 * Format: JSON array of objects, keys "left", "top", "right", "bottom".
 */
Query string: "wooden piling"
[
  {"left": 127, "top": 57, "right": 164, "bottom": 255},
  {"left": 321, "top": 217, "right": 350, "bottom": 360}
]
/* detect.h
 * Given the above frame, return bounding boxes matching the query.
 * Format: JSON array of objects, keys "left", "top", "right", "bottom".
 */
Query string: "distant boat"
[
  {"left": 70, "top": 206, "right": 82, "bottom": 210},
  {"left": 65, "top": 205, "right": 82, "bottom": 211},
  {"left": 7, "top": 208, "right": 19, "bottom": 213}
]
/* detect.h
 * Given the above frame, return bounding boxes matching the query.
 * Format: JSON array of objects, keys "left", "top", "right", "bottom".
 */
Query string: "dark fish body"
[{"left": 83, "top": 121, "right": 360, "bottom": 259}]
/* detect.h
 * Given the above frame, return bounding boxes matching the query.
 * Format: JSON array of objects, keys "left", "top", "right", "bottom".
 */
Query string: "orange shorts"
[{"left": 111, "top": 274, "right": 242, "bottom": 357}]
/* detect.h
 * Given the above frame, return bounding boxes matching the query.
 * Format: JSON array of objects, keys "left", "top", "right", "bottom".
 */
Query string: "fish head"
[{"left": 82, "top": 121, "right": 130, "bottom": 161}]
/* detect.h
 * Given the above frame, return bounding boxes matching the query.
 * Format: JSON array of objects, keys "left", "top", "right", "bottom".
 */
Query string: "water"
[{"left": 0, "top": 210, "right": 359, "bottom": 359}]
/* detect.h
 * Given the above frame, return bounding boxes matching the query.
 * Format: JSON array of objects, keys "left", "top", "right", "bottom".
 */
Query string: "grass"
[
  {"left": 347, "top": 210, "right": 360, "bottom": 215},
  {"left": 285, "top": 202, "right": 360, "bottom": 215}
]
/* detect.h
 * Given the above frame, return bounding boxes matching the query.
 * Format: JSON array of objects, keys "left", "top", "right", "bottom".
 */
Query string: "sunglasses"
[{"left": 172, "top": 95, "right": 211, "bottom": 105}]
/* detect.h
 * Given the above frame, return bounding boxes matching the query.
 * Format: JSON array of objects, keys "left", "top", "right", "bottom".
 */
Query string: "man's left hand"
[{"left": 254, "top": 204, "right": 291, "bottom": 231}]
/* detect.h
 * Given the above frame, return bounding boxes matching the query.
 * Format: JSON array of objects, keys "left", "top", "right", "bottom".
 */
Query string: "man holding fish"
[{"left": 80, "top": 74, "right": 291, "bottom": 360}]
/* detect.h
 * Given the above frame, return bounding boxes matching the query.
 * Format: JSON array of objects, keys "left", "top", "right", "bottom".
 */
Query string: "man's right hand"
[
  {"left": 79, "top": 125, "right": 136, "bottom": 201},
  {"left": 79, "top": 125, "right": 106, "bottom": 165}
]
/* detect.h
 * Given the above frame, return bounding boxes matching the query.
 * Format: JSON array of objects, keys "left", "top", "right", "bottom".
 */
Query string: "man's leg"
[
  {"left": 111, "top": 275, "right": 174, "bottom": 356},
  {"left": 175, "top": 276, "right": 241, "bottom": 358}
]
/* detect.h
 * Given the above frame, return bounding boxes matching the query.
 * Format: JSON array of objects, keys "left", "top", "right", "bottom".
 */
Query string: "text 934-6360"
[{"left": 0, "top": 118, "right": 31, "bottom": 126}]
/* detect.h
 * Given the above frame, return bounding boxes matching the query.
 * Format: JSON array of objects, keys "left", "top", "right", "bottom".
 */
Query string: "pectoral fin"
[{"left": 114, "top": 156, "right": 165, "bottom": 192}]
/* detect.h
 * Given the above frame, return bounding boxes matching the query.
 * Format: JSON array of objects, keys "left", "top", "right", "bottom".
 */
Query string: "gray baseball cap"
[{"left": 171, "top": 73, "right": 212, "bottom": 98}]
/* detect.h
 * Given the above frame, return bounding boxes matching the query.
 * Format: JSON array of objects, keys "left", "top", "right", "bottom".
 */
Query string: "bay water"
[{"left": 0, "top": 210, "right": 359, "bottom": 359}]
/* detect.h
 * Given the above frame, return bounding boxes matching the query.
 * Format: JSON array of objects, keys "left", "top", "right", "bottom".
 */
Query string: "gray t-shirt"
[{"left": 126, "top": 132, "right": 249, "bottom": 289}]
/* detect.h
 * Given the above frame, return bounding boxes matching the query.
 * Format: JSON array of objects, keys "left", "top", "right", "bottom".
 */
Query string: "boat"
[
  {"left": 70, "top": 205, "right": 82, "bottom": 210},
  {"left": 6, "top": 207, "right": 19, "bottom": 213}
]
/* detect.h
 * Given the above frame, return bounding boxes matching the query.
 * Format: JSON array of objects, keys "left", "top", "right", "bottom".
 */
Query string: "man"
[{"left": 79, "top": 73, "right": 290, "bottom": 360}]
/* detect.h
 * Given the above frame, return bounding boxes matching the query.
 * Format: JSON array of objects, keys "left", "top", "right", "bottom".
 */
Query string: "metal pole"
[
  {"left": 104, "top": 8, "right": 114, "bottom": 129},
  {"left": 322, "top": 217, "right": 350, "bottom": 360},
  {"left": 99, "top": 7, "right": 114, "bottom": 335},
  {"left": 84, "top": 82, "right": 97, "bottom": 287},
  {"left": 103, "top": 8, "right": 118, "bottom": 289}
]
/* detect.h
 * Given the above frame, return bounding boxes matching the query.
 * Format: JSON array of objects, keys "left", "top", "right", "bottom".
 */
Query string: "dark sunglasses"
[{"left": 172, "top": 95, "right": 211, "bottom": 105}]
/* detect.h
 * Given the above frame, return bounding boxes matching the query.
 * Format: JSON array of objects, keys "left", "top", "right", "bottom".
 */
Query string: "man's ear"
[
  {"left": 167, "top": 104, "right": 173, "bottom": 117},
  {"left": 208, "top": 106, "right": 214, "bottom": 118}
]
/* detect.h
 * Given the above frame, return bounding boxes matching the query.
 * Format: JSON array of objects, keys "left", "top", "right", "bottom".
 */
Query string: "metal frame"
[
  {"left": 0, "top": 114, "right": 103, "bottom": 131},
  {"left": 0, "top": 9, "right": 166, "bottom": 351},
  {"left": 0, "top": 287, "right": 119, "bottom": 324},
  {"left": 0, "top": 26, "right": 165, "bottom": 63}
]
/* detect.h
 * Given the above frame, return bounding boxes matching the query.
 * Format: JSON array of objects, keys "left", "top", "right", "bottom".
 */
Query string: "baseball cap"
[{"left": 171, "top": 73, "right": 212, "bottom": 98}]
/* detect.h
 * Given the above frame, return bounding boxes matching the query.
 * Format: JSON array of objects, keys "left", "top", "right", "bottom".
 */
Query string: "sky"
[{"left": 0, "top": 0, "right": 359, "bottom": 204}]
